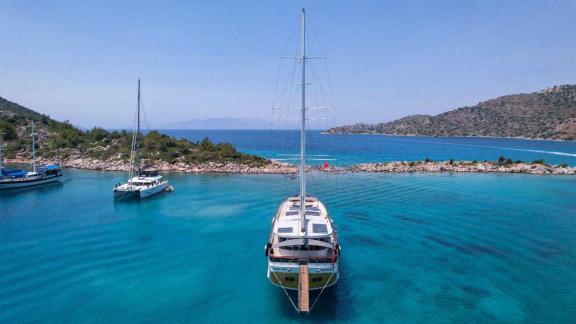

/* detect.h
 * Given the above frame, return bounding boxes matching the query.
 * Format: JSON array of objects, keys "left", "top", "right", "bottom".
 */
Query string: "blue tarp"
[{"left": 2, "top": 169, "right": 27, "bottom": 177}]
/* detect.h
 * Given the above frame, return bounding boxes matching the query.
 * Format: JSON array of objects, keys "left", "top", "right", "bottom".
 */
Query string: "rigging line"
[
  {"left": 307, "top": 65, "right": 322, "bottom": 120},
  {"left": 309, "top": 268, "right": 336, "bottom": 312},
  {"left": 308, "top": 18, "right": 336, "bottom": 113},
  {"left": 287, "top": 56, "right": 299, "bottom": 105},
  {"left": 286, "top": 59, "right": 299, "bottom": 116},
  {"left": 128, "top": 106, "right": 138, "bottom": 180},
  {"left": 306, "top": 61, "right": 332, "bottom": 109},
  {"left": 308, "top": 17, "right": 327, "bottom": 59},
  {"left": 272, "top": 17, "right": 300, "bottom": 105},
  {"left": 270, "top": 268, "right": 300, "bottom": 313},
  {"left": 303, "top": 21, "right": 337, "bottom": 111},
  {"left": 139, "top": 93, "right": 152, "bottom": 135},
  {"left": 277, "top": 58, "right": 299, "bottom": 121},
  {"left": 322, "top": 57, "right": 337, "bottom": 112}
]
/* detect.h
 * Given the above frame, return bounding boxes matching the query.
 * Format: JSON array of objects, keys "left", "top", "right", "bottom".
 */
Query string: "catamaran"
[
  {"left": 113, "top": 80, "right": 170, "bottom": 199},
  {"left": 0, "top": 121, "right": 63, "bottom": 190},
  {"left": 265, "top": 9, "right": 340, "bottom": 313}
]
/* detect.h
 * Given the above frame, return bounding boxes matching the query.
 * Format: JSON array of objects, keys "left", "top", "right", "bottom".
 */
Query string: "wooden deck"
[{"left": 298, "top": 264, "right": 309, "bottom": 313}]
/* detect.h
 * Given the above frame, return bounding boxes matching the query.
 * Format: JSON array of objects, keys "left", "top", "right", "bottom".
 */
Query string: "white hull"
[
  {"left": 113, "top": 181, "right": 169, "bottom": 199},
  {"left": 139, "top": 181, "right": 169, "bottom": 198},
  {"left": 0, "top": 174, "right": 62, "bottom": 190}
]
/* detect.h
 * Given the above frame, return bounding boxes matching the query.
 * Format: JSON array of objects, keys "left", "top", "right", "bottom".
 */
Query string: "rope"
[
  {"left": 309, "top": 267, "right": 336, "bottom": 312},
  {"left": 270, "top": 267, "right": 299, "bottom": 313}
]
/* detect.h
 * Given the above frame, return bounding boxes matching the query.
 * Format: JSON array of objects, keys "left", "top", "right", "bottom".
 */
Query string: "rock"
[{"left": 4, "top": 156, "right": 574, "bottom": 175}]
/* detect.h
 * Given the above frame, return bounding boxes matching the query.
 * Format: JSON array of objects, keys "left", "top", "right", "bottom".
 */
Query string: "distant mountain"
[
  {"left": 326, "top": 85, "right": 576, "bottom": 140},
  {"left": 162, "top": 118, "right": 271, "bottom": 130}
]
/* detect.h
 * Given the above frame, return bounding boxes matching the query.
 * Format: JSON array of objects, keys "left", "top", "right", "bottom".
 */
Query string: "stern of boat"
[{"left": 267, "top": 260, "right": 339, "bottom": 290}]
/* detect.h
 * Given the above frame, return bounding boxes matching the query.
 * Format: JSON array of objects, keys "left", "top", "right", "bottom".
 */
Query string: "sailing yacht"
[
  {"left": 113, "top": 80, "right": 170, "bottom": 199},
  {"left": 265, "top": 9, "right": 340, "bottom": 313},
  {"left": 0, "top": 121, "right": 63, "bottom": 190}
]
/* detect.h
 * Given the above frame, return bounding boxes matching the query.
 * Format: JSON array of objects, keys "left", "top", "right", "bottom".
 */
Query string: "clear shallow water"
[
  {"left": 160, "top": 130, "right": 576, "bottom": 166},
  {"left": 1, "top": 170, "right": 575, "bottom": 323}
]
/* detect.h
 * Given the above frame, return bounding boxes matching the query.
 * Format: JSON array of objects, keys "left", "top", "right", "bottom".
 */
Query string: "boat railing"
[{"left": 269, "top": 255, "right": 338, "bottom": 263}]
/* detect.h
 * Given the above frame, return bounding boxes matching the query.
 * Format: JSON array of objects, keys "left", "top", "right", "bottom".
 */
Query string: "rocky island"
[{"left": 326, "top": 85, "right": 576, "bottom": 140}]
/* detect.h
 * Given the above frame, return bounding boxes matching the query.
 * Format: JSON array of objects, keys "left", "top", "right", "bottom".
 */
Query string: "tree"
[
  {"left": 88, "top": 127, "right": 109, "bottom": 141},
  {"left": 0, "top": 120, "right": 17, "bottom": 140},
  {"left": 200, "top": 137, "right": 214, "bottom": 151}
]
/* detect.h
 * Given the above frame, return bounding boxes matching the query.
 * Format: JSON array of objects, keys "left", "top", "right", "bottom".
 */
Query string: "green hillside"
[
  {"left": 327, "top": 85, "right": 576, "bottom": 140},
  {"left": 0, "top": 96, "right": 266, "bottom": 166}
]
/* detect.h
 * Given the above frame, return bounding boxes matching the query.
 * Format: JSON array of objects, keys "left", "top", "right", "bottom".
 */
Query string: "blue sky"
[{"left": 1, "top": 0, "right": 576, "bottom": 128}]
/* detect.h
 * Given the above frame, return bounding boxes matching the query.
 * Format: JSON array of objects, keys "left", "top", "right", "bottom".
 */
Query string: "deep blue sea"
[
  {"left": 1, "top": 132, "right": 575, "bottom": 323},
  {"left": 161, "top": 130, "right": 576, "bottom": 166}
]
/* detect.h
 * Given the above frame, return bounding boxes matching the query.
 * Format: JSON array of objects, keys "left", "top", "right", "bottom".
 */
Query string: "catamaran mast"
[
  {"left": 299, "top": 8, "right": 307, "bottom": 233},
  {"left": 0, "top": 139, "right": 3, "bottom": 173},
  {"left": 32, "top": 121, "right": 37, "bottom": 173},
  {"left": 136, "top": 79, "right": 141, "bottom": 177}
]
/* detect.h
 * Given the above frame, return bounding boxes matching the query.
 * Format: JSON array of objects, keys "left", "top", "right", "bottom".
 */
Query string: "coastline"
[
  {"left": 6, "top": 157, "right": 575, "bottom": 175},
  {"left": 321, "top": 131, "right": 576, "bottom": 142}
]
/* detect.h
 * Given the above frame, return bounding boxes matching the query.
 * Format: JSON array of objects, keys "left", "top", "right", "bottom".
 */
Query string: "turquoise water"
[
  {"left": 1, "top": 169, "right": 575, "bottom": 322},
  {"left": 161, "top": 130, "right": 576, "bottom": 166}
]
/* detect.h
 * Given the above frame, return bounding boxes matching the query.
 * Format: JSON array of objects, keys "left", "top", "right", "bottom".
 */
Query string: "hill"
[
  {"left": 326, "top": 85, "right": 576, "bottom": 140},
  {"left": 0, "top": 96, "right": 267, "bottom": 168}
]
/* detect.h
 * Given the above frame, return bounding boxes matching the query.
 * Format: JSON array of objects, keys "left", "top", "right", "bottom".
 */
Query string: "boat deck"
[{"left": 268, "top": 196, "right": 337, "bottom": 260}]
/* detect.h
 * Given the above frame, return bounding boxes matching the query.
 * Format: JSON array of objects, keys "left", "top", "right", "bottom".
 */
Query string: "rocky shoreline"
[
  {"left": 5, "top": 156, "right": 299, "bottom": 174},
  {"left": 5, "top": 156, "right": 575, "bottom": 175},
  {"left": 347, "top": 161, "right": 576, "bottom": 175}
]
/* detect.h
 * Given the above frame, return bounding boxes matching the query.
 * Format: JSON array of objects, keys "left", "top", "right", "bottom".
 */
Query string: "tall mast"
[
  {"left": 136, "top": 79, "right": 141, "bottom": 177},
  {"left": 32, "top": 121, "right": 37, "bottom": 173},
  {"left": 0, "top": 138, "right": 3, "bottom": 173},
  {"left": 300, "top": 8, "right": 307, "bottom": 233}
]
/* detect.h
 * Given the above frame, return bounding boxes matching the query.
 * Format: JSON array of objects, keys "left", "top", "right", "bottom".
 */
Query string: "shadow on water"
[{"left": 0, "top": 181, "right": 64, "bottom": 197}]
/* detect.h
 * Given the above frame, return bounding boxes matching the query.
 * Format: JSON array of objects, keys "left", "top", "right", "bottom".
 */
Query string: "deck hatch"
[
  {"left": 312, "top": 224, "right": 328, "bottom": 233},
  {"left": 278, "top": 227, "right": 293, "bottom": 233}
]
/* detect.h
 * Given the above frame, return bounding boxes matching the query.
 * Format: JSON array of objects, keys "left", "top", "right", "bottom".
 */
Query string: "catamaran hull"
[
  {"left": 113, "top": 190, "right": 139, "bottom": 199},
  {"left": 0, "top": 174, "right": 62, "bottom": 190},
  {"left": 113, "top": 182, "right": 169, "bottom": 199},
  {"left": 139, "top": 182, "right": 169, "bottom": 198}
]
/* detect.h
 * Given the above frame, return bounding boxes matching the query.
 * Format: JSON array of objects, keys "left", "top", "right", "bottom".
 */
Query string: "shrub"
[
  {"left": 0, "top": 120, "right": 17, "bottom": 140},
  {"left": 88, "top": 127, "right": 109, "bottom": 141}
]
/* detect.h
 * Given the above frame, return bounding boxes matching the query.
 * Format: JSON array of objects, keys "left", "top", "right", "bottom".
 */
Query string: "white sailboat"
[
  {"left": 113, "top": 80, "right": 170, "bottom": 199},
  {"left": 265, "top": 9, "right": 340, "bottom": 313},
  {"left": 0, "top": 121, "right": 63, "bottom": 190}
]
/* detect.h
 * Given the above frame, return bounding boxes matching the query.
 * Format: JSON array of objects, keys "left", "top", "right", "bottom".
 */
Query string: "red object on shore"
[{"left": 323, "top": 161, "right": 329, "bottom": 169}]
